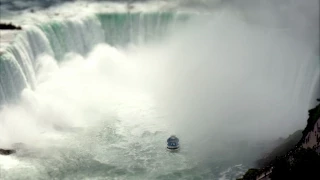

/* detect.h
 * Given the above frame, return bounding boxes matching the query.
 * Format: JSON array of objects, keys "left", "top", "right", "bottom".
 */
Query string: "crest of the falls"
[{"left": 0, "top": 12, "right": 189, "bottom": 105}]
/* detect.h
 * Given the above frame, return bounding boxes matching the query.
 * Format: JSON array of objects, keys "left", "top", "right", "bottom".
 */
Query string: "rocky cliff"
[
  {"left": 299, "top": 103, "right": 320, "bottom": 151},
  {"left": 239, "top": 101, "right": 320, "bottom": 180}
]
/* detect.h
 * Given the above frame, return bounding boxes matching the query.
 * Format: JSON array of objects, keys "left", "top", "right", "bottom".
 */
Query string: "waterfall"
[{"left": 0, "top": 12, "right": 189, "bottom": 105}]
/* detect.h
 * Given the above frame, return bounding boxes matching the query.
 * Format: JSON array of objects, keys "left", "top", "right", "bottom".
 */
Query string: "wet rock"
[
  {"left": 0, "top": 148, "right": 16, "bottom": 155},
  {"left": 0, "top": 23, "right": 22, "bottom": 30}
]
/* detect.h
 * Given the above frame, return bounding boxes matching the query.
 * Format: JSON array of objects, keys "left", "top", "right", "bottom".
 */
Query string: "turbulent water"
[{"left": 0, "top": 0, "right": 319, "bottom": 179}]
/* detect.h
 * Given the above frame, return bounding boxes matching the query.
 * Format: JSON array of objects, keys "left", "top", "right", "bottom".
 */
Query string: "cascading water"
[
  {"left": 0, "top": 0, "right": 319, "bottom": 179},
  {"left": 0, "top": 12, "right": 189, "bottom": 105}
]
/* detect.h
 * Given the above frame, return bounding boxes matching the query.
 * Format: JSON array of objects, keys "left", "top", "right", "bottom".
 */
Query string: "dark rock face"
[
  {"left": 0, "top": 23, "right": 22, "bottom": 30},
  {"left": 270, "top": 148, "right": 320, "bottom": 180},
  {"left": 256, "top": 130, "right": 303, "bottom": 168},
  {"left": 239, "top": 102, "right": 320, "bottom": 180},
  {"left": 0, "top": 148, "right": 16, "bottom": 155},
  {"left": 238, "top": 168, "right": 260, "bottom": 180},
  {"left": 298, "top": 103, "right": 320, "bottom": 147}
]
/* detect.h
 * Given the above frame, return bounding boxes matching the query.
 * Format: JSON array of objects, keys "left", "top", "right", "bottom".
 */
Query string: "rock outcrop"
[
  {"left": 239, "top": 101, "right": 320, "bottom": 180},
  {"left": 0, "top": 23, "right": 22, "bottom": 30},
  {"left": 299, "top": 103, "right": 320, "bottom": 151},
  {"left": 0, "top": 148, "right": 16, "bottom": 155},
  {"left": 256, "top": 130, "right": 303, "bottom": 168}
]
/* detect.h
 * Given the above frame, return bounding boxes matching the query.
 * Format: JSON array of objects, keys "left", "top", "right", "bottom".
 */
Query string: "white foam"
[{"left": 0, "top": 156, "right": 21, "bottom": 170}]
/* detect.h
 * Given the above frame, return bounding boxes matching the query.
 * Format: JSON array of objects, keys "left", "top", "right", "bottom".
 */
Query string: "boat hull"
[{"left": 167, "top": 146, "right": 180, "bottom": 151}]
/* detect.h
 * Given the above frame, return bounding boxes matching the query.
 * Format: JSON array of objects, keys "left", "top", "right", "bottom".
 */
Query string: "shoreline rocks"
[
  {"left": 0, "top": 23, "right": 22, "bottom": 30},
  {"left": 0, "top": 148, "right": 16, "bottom": 155}
]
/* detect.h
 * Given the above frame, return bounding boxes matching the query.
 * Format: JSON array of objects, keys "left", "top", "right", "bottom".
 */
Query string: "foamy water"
[{"left": 0, "top": 0, "right": 319, "bottom": 179}]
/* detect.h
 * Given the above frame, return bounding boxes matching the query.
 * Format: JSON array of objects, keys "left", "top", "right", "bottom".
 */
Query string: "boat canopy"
[{"left": 167, "top": 135, "right": 179, "bottom": 143}]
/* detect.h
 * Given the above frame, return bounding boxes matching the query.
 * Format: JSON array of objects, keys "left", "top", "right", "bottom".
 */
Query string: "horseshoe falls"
[{"left": 0, "top": 0, "right": 319, "bottom": 179}]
